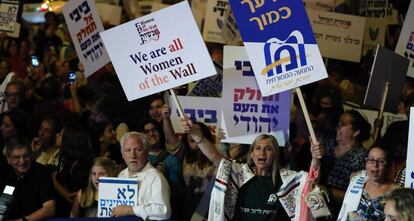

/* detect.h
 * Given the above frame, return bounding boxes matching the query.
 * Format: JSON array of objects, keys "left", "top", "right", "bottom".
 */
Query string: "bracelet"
[{"left": 193, "top": 135, "right": 204, "bottom": 144}]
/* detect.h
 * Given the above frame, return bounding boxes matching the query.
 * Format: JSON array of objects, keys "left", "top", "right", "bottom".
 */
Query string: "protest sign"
[
  {"left": 395, "top": 0, "right": 414, "bottom": 77},
  {"left": 96, "top": 3, "right": 122, "bottom": 25},
  {"left": 98, "top": 177, "right": 138, "bottom": 217},
  {"left": 0, "top": 0, "right": 19, "bottom": 33},
  {"left": 364, "top": 17, "right": 386, "bottom": 47},
  {"left": 101, "top": 1, "right": 216, "bottom": 101},
  {"left": 406, "top": 107, "right": 414, "bottom": 188},
  {"left": 190, "top": 0, "right": 208, "bottom": 29},
  {"left": 202, "top": 0, "right": 229, "bottom": 43},
  {"left": 170, "top": 95, "right": 222, "bottom": 135},
  {"left": 220, "top": 113, "right": 287, "bottom": 145},
  {"left": 221, "top": 7, "right": 242, "bottom": 46},
  {"left": 138, "top": 1, "right": 168, "bottom": 16},
  {"left": 364, "top": 46, "right": 409, "bottom": 113},
  {"left": 343, "top": 103, "right": 407, "bottom": 133},
  {"left": 223, "top": 46, "right": 291, "bottom": 138},
  {"left": 187, "top": 61, "right": 222, "bottom": 97},
  {"left": 229, "top": 0, "right": 327, "bottom": 96},
  {"left": 63, "top": 0, "right": 110, "bottom": 77},
  {"left": 307, "top": 9, "right": 366, "bottom": 62}
]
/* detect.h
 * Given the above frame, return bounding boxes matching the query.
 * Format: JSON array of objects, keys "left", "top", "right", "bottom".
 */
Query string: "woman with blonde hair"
[
  {"left": 181, "top": 120, "right": 324, "bottom": 221},
  {"left": 384, "top": 188, "right": 414, "bottom": 221},
  {"left": 70, "top": 157, "right": 117, "bottom": 217}
]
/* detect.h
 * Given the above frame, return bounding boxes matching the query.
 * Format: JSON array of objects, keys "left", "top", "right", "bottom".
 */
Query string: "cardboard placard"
[
  {"left": 229, "top": 0, "right": 327, "bottom": 96},
  {"left": 100, "top": 1, "right": 216, "bottom": 101},
  {"left": 307, "top": 9, "right": 366, "bottom": 62},
  {"left": 63, "top": 0, "right": 111, "bottom": 77},
  {"left": 364, "top": 46, "right": 409, "bottom": 113},
  {"left": 98, "top": 177, "right": 138, "bottom": 217},
  {"left": 222, "top": 46, "right": 291, "bottom": 138}
]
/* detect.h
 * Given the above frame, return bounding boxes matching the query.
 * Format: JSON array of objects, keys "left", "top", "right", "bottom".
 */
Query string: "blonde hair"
[
  {"left": 246, "top": 134, "right": 280, "bottom": 186},
  {"left": 385, "top": 188, "right": 414, "bottom": 221},
  {"left": 79, "top": 157, "right": 117, "bottom": 207}
]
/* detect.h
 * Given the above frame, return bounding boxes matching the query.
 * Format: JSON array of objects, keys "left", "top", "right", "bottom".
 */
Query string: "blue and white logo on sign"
[{"left": 262, "top": 30, "right": 307, "bottom": 77}]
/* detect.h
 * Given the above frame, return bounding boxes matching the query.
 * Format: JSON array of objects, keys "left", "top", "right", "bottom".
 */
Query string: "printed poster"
[
  {"left": 406, "top": 107, "right": 414, "bottom": 188},
  {"left": 98, "top": 177, "right": 138, "bottom": 217},
  {"left": 395, "top": 0, "right": 414, "bottom": 77},
  {"left": 229, "top": 0, "right": 327, "bottom": 96},
  {"left": 202, "top": 0, "right": 229, "bottom": 43},
  {"left": 0, "top": 0, "right": 19, "bottom": 33},
  {"left": 170, "top": 95, "right": 222, "bottom": 135},
  {"left": 63, "top": 0, "right": 111, "bottom": 77},
  {"left": 307, "top": 9, "right": 366, "bottom": 62},
  {"left": 101, "top": 1, "right": 216, "bottom": 101},
  {"left": 222, "top": 46, "right": 291, "bottom": 138}
]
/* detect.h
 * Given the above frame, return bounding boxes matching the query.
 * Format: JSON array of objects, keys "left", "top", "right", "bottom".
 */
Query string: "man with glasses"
[{"left": 1, "top": 137, "right": 56, "bottom": 220}]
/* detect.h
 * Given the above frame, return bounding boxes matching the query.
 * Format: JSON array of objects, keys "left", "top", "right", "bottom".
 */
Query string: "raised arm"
[
  {"left": 162, "top": 105, "right": 180, "bottom": 148},
  {"left": 181, "top": 119, "right": 223, "bottom": 166}
]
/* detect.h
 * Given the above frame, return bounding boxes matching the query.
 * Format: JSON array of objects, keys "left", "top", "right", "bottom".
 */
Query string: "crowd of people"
[{"left": 0, "top": 0, "right": 414, "bottom": 220}]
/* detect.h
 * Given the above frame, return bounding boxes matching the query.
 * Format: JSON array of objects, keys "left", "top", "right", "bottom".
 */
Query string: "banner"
[
  {"left": 170, "top": 95, "right": 221, "bottom": 135},
  {"left": 307, "top": 9, "right": 366, "bottom": 62},
  {"left": 202, "top": 0, "right": 229, "bottom": 43},
  {"left": 406, "top": 107, "right": 414, "bottom": 188},
  {"left": 229, "top": 0, "right": 327, "bottom": 96},
  {"left": 395, "top": 0, "right": 414, "bottom": 77},
  {"left": 223, "top": 46, "right": 291, "bottom": 138},
  {"left": 98, "top": 177, "right": 138, "bottom": 217},
  {"left": 0, "top": 0, "right": 19, "bottom": 33},
  {"left": 63, "top": 0, "right": 110, "bottom": 77},
  {"left": 96, "top": 3, "right": 122, "bottom": 25},
  {"left": 221, "top": 7, "right": 242, "bottom": 46},
  {"left": 101, "top": 1, "right": 216, "bottom": 101}
]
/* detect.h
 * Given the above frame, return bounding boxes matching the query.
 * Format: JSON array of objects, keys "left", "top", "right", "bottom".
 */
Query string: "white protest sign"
[
  {"left": 307, "top": 9, "right": 366, "bottom": 62},
  {"left": 202, "top": 0, "right": 229, "bottom": 44},
  {"left": 0, "top": 0, "right": 19, "bottom": 33},
  {"left": 98, "top": 177, "right": 138, "bottom": 217},
  {"left": 395, "top": 0, "right": 414, "bottom": 77},
  {"left": 170, "top": 95, "right": 222, "bottom": 135},
  {"left": 101, "top": 1, "right": 216, "bottom": 101},
  {"left": 96, "top": 3, "right": 122, "bottom": 25},
  {"left": 63, "top": 0, "right": 110, "bottom": 77},
  {"left": 223, "top": 46, "right": 291, "bottom": 138},
  {"left": 220, "top": 112, "right": 287, "bottom": 145},
  {"left": 406, "top": 107, "right": 414, "bottom": 188}
]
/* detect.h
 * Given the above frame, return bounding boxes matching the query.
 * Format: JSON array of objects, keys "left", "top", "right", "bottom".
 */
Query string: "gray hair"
[{"left": 119, "top": 131, "right": 149, "bottom": 152}]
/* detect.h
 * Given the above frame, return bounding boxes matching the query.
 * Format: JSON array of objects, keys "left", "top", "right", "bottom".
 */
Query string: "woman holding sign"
[{"left": 181, "top": 119, "right": 324, "bottom": 221}]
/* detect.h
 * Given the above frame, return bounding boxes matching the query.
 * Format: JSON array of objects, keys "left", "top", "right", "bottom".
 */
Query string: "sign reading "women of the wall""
[
  {"left": 229, "top": 0, "right": 327, "bottom": 96},
  {"left": 101, "top": 1, "right": 216, "bottom": 101}
]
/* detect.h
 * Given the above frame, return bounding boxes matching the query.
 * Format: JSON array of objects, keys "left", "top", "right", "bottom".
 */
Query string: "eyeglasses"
[{"left": 366, "top": 157, "right": 386, "bottom": 166}]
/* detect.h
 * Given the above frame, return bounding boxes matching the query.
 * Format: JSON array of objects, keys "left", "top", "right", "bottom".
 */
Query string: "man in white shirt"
[{"left": 112, "top": 132, "right": 171, "bottom": 220}]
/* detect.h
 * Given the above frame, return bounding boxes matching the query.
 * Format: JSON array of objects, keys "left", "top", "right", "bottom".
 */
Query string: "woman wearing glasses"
[{"left": 338, "top": 145, "right": 395, "bottom": 221}]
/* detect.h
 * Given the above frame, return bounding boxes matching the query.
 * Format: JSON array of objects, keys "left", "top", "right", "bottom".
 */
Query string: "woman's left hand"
[{"left": 310, "top": 139, "right": 324, "bottom": 159}]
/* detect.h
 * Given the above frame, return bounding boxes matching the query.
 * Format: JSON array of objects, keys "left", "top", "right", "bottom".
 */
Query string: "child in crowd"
[{"left": 70, "top": 157, "right": 117, "bottom": 217}]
